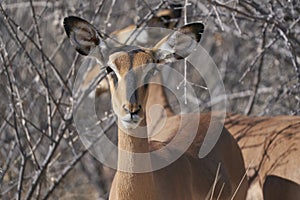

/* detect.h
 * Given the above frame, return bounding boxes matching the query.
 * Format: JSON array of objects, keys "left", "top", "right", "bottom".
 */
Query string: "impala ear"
[
  {"left": 153, "top": 22, "right": 204, "bottom": 63},
  {"left": 64, "top": 16, "right": 104, "bottom": 56}
]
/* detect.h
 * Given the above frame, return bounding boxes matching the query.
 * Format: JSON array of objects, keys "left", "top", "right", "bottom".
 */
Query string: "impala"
[
  {"left": 110, "top": 2, "right": 182, "bottom": 45},
  {"left": 225, "top": 114, "right": 300, "bottom": 200},
  {"left": 64, "top": 16, "right": 248, "bottom": 200},
  {"left": 145, "top": 83, "right": 300, "bottom": 200}
]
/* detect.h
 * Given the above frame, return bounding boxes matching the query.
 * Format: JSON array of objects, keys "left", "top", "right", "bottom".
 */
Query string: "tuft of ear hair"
[{"left": 64, "top": 16, "right": 102, "bottom": 56}]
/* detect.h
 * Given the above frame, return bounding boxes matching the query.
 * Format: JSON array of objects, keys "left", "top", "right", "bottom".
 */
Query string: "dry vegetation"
[{"left": 0, "top": 0, "right": 299, "bottom": 199}]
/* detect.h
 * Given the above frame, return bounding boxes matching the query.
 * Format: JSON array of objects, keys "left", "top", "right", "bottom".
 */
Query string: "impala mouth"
[{"left": 120, "top": 114, "right": 142, "bottom": 129}]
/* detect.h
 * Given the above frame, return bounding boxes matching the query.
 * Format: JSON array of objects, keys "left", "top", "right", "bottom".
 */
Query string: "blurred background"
[{"left": 0, "top": 0, "right": 299, "bottom": 199}]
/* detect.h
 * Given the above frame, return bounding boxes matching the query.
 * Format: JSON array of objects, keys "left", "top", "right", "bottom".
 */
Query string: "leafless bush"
[{"left": 0, "top": 0, "right": 299, "bottom": 199}]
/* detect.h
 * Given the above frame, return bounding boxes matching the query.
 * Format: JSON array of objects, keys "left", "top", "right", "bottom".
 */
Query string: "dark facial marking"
[
  {"left": 124, "top": 49, "right": 147, "bottom": 103},
  {"left": 125, "top": 70, "right": 138, "bottom": 104}
]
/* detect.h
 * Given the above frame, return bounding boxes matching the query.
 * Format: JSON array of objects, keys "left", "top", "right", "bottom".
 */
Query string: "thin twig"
[
  {"left": 42, "top": 115, "right": 116, "bottom": 199},
  {"left": 0, "top": 4, "right": 72, "bottom": 94},
  {"left": 0, "top": 47, "right": 26, "bottom": 200},
  {"left": 244, "top": 23, "right": 268, "bottom": 115}
]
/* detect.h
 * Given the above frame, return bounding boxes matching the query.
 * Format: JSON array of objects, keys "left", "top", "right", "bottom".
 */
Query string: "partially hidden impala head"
[{"left": 64, "top": 16, "right": 204, "bottom": 129}]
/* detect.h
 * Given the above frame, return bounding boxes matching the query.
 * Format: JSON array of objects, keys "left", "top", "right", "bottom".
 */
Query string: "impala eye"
[
  {"left": 106, "top": 66, "right": 118, "bottom": 86},
  {"left": 106, "top": 66, "right": 113, "bottom": 74}
]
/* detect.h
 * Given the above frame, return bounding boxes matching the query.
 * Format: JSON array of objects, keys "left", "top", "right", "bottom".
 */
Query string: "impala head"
[
  {"left": 104, "top": 49, "right": 156, "bottom": 129},
  {"left": 147, "top": 2, "right": 182, "bottom": 29},
  {"left": 64, "top": 16, "right": 204, "bottom": 129}
]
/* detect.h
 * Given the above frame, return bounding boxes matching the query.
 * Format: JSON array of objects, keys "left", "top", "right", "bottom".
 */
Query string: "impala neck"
[
  {"left": 147, "top": 84, "right": 173, "bottom": 117},
  {"left": 146, "top": 74, "right": 174, "bottom": 135},
  {"left": 117, "top": 119, "right": 149, "bottom": 153},
  {"left": 116, "top": 119, "right": 157, "bottom": 200},
  {"left": 114, "top": 74, "right": 172, "bottom": 200}
]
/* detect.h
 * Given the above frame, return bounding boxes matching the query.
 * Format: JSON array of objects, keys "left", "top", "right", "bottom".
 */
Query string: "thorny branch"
[{"left": 0, "top": 0, "right": 299, "bottom": 199}]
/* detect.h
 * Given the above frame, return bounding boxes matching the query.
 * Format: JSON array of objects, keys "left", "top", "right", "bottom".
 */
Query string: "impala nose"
[{"left": 122, "top": 104, "right": 141, "bottom": 115}]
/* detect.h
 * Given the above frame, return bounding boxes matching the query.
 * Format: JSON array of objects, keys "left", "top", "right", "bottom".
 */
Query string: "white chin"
[{"left": 120, "top": 120, "right": 141, "bottom": 129}]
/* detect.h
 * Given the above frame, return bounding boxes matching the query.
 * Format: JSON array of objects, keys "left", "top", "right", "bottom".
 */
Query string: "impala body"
[{"left": 225, "top": 114, "right": 300, "bottom": 200}]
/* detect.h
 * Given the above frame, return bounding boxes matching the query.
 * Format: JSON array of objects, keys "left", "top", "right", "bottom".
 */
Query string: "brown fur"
[{"left": 225, "top": 114, "right": 300, "bottom": 199}]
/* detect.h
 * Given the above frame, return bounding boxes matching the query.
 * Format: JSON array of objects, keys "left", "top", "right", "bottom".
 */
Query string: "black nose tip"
[{"left": 122, "top": 104, "right": 141, "bottom": 115}]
